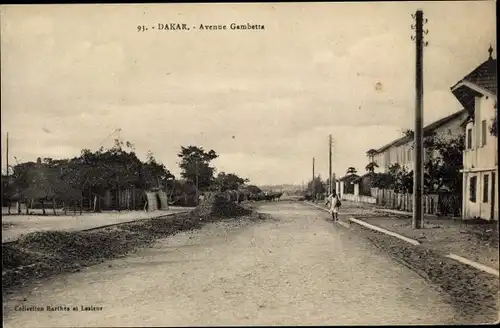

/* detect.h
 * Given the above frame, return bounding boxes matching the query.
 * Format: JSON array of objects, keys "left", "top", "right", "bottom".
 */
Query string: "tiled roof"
[
  {"left": 460, "top": 115, "right": 473, "bottom": 127},
  {"left": 374, "top": 109, "right": 468, "bottom": 154},
  {"left": 338, "top": 173, "right": 360, "bottom": 182},
  {"left": 353, "top": 172, "right": 373, "bottom": 183},
  {"left": 450, "top": 55, "right": 497, "bottom": 118},
  {"left": 462, "top": 58, "right": 497, "bottom": 95},
  {"left": 451, "top": 84, "right": 481, "bottom": 115},
  {"left": 424, "top": 109, "right": 468, "bottom": 131}
]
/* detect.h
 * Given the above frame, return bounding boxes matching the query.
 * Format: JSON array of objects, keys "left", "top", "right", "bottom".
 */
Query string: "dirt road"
[{"left": 3, "top": 202, "right": 463, "bottom": 326}]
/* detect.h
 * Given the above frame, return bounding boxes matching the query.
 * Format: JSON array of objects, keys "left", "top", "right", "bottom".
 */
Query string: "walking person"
[{"left": 326, "top": 191, "right": 341, "bottom": 221}]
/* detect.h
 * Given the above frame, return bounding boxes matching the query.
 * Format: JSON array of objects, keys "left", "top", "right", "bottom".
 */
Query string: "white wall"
[
  {"left": 372, "top": 111, "right": 467, "bottom": 174},
  {"left": 341, "top": 193, "right": 377, "bottom": 204},
  {"left": 474, "top": 95, "right": 497, "bottom": 169},
  {"left": 462, "top": 94, "right": 498, "bottom": 221},
  {"left": 463, "top": 169, "right": 498, "bottom": 220}
]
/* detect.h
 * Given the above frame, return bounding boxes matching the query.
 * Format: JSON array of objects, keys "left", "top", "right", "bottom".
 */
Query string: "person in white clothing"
[{"left": 326, "top": 191, "right": 341, "bottom": 221}]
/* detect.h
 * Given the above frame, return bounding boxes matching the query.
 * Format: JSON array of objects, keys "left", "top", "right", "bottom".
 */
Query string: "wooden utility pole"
[
  {"left": 6, "top": 132, "right": 11, "bottom": 214},
  {"left": 6, "top": 132, "right": 9, "bottom": 177},
  {"left": 329, "top": 135, "right": 333, "bottom": 195},
  {"left": 332, "top": 172, "right": 336, "bottom": 194},
  {"left": 411, "top": 10, "right": 428, "bottom": 229},
  {"left": 312, "top": 157, "right": 316, "bottom": 200}
]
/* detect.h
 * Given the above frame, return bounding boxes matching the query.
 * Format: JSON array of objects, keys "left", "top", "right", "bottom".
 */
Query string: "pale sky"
[{"left": 1, "top": 2, "right": 497, "bottom": 185}]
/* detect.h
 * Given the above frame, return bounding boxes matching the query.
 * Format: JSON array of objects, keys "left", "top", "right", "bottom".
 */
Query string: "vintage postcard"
[{"left": 1, "top": 2, "right": 498, "bottom": 326}]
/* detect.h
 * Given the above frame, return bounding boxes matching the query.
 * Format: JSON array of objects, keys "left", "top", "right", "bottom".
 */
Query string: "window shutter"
[
  {"left": 482, "top": 120, "right": 487, "bottom": 146},
  {"left": 483, "top": 174, "right": 489, "bottom": 203},
  {"left": 469, "top": 176, "right": 477, "bottom": 203},
  {"left": 467, "top": 128, "right": 473, "bottom": 149}
]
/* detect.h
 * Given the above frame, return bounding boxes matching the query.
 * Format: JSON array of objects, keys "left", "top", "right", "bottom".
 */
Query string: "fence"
[
  {"left": 341, "top": 193, "right": 377, "bottom": 204},
  {"left": 369, "top": 187, "right": 461, "bottom": 217}
]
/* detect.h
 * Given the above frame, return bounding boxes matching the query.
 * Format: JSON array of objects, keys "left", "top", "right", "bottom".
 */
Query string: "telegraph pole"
[
  {"left": 411, "top": 10, "right": 428, "bottom": 229},
  {"left": 329, "top": 135, "right": 333, "bottom": 195},
  {"left": 6, "top": 132, "right": 9, "bottom": 178},
  {"left": 312, "top": 157, "right": 316, "bottom": 201},
  {"left": 6, "top": 132, "right": 11, "bottom": 214}
]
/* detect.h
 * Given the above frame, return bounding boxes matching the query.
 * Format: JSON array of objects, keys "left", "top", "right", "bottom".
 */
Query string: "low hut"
[{"left": 144, "top": 188, "right": 171, "bottom": 212}]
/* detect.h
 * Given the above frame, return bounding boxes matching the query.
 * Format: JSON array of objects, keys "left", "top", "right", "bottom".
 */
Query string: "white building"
[
  {"left": 451, "top": 47, "right": 497, "bottom": 221},
  {"left": 367, "top": 110, "right": 468, "bottom": 173}
]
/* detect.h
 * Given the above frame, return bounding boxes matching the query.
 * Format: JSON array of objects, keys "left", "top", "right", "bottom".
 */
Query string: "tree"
[
  {"left": 307, "top": 175, "right": 326, "bottom": 196},
  {"left": 365, "top": 162, "right": 379, "bottom": 173},
  {"left": 390, "top": 164, "right": 412, "bottom": 193},
  {"left": 2, "top": 174, "right": 15, "bottom": 212},
  {"left": 366, "top": 149, "right": 378, "bottom": 165},
  {"left": 10, "top": 161, "right": 38, "bottom": 193},
  {"left": 246, "top": 185, "right": 262, "bottom": 194},
  {"left": 76, "top": 143, "right": 141, "bottom": 192},
  {"left": 325, "top": 177, "right": 336, "bottom": 192},
  {"left": 214, "top": 172, "right": 248, "bottom": 191},
  {"left": 402, "top": 129, "right": 437, "bottom": 149},
  {"left": 402, "top": 129, "right": 414, "bottom": 138},
  {"left": 177, "top": 146, "right": 218, "bottom": 191},
  {"left": 370, "top": 163, "right": 412, "bottom": 193},
  {"left": 142, "top": 150, "right": 174, "bottom": 189},
  {"left": 10, "top": 158, "right": 81, "bottom": 215},
  {"left": 371, "top": 172, "right": 394, "bottom": 189},
  {"left": 491, "top": 115, "right": 497, "bottom": 137},
  {"left": 346, "top": 167, "right": 357, "bottom": 175},
  {"left": 423, "top": 134, "right": 464, "bottom": 193},
  {"left": 71, "top": 139, "right": 168, "bottom": 194},
  {"left": 490, "top": 103, "right": 497, "bottom": 137},
  {"left": 7, "top": 138, "right": 178, "bottom": 213},
  {"left": 372, "top": 134, "right": 465, "bottom": 194}
]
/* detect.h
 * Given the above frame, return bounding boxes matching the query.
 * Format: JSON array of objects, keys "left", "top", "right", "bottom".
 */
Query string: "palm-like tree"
[
  {"left": 365, "top": 162, "right": 379, "bottom": 173},
  {"left": 346, "top": 167, "right": 357, "bottom": 175},
  {"left": 491, "top": 103, "right": 497, "bottom": 137}
]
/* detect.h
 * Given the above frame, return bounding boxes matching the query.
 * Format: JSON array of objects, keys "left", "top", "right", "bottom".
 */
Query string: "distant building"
[
  {"left": 353, "top": 173, "right": 374, "bottom": 196},
  {"left": 338, "top": 173, "right": 360, "bottom": 197},
  {"left": 368, "top": 109, "right": 468, "bottom": 173},
  {"left": 451, "top": 47, "right": 497, "bottom": 221}
]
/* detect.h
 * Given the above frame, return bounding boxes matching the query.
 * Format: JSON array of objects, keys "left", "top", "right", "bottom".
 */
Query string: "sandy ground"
[
  {"left": 346, "top": 219, "right": 499, "bottom": 323},
  {"left": 312, "top": 200, "right": 499, "bottom": 270},
  {"left": 3, "top": 202, "right": 465, "bottom": 327},
  {"left": 1, "top": 207, "right": 193, "bottom": 243},
  {"left": 352, "top": 216, "right": 499, "bottom": 271}
]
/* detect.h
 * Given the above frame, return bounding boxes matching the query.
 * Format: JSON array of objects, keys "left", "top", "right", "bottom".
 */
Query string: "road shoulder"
[{"left": 302, "top": 200, "right": 499, "bottom": 323}]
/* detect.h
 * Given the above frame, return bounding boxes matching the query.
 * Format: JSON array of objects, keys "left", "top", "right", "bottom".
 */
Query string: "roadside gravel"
[
  {"left": 2, "top": 199, "right": 265, "bottom": 299},
  {"left": 349, "top": 221, "right": 499, "bottom": 324}
]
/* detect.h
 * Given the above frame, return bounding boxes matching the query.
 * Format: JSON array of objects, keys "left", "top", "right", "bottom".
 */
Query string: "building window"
[
  {"left": 469, "top": 176, "right": 477, "bottom": 203},
  {"left": 482, "top": 120, "right": 487, "bottom": 146},
  {"left": 483, "top": 174, "right": 489, "bottom": 203},
  {"left": 467, "top": 128, "right": 473, "bottom": 149}
]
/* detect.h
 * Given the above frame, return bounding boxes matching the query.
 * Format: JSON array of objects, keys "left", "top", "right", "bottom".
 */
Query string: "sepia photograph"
[{"left": 1, "top": 1, "right": 498, "bottom": 326}]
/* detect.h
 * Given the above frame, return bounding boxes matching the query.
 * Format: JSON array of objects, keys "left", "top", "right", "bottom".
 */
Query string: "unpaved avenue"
[{"left": 3, "top": 202, "right": 462, "bottom": 326}]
